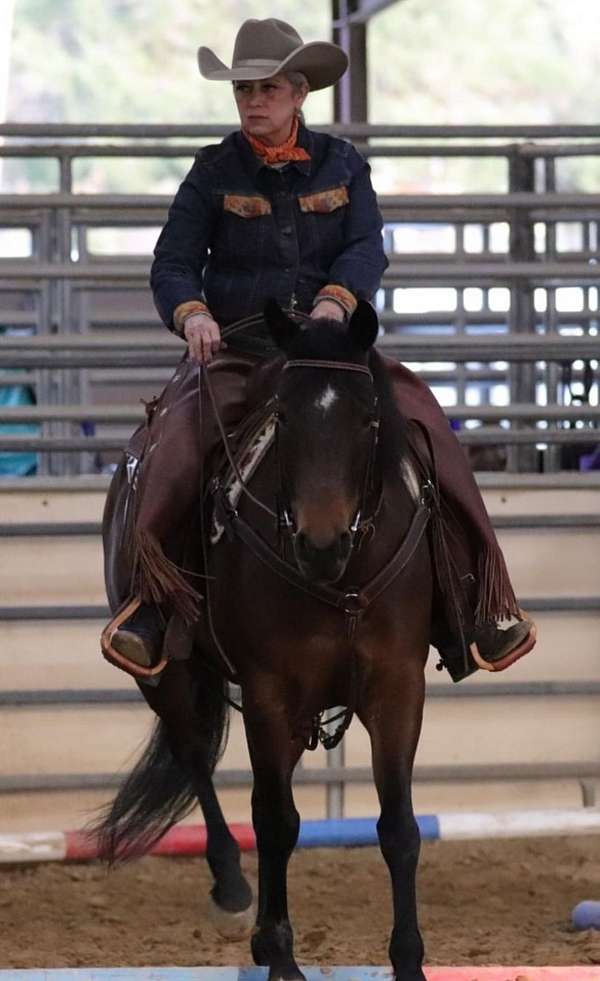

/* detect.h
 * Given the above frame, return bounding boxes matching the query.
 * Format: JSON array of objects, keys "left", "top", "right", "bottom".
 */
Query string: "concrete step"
[
  {"left": 3, "top": 689, "right": 600, "bottom": 783},
  {"left": 1, "top": 479, "right": 599, "bottom": 828},
  {"left": 1, "top": 524, "right": 598, "bottom": 607},
  {"left": 1, "top": 611, "right": 598, "bottom": 692},
  {"left": 0, "top": 780, "right": 584, "bottom": 834}
]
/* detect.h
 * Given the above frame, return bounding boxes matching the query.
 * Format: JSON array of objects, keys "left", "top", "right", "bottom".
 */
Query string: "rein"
[{"left": 202, "top": 343, "right": 434, "bottom": 749}]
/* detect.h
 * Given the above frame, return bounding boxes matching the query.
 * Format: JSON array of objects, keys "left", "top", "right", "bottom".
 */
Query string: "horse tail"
[{"left": 92, "top": 666, "right": 230, "bottom": 864}]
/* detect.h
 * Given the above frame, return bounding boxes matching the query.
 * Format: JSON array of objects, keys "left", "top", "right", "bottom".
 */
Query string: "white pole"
[{"left": 0, "top": 0, "right": 17, "bottom": 184}]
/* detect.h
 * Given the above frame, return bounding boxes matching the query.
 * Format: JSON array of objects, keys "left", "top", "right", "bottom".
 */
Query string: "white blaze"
[{"left": 315, "top": 384, "right": 338, "bottom": 413}]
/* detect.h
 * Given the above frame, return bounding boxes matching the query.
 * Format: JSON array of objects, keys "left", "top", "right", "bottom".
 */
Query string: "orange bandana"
[{"left": 243, "top": 116, "right": 311, "bottom": 165}]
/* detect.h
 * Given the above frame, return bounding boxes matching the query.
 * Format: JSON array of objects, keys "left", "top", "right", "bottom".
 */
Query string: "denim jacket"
[{"left": 150, "top": 123, "right": 388, "bottom": 352}]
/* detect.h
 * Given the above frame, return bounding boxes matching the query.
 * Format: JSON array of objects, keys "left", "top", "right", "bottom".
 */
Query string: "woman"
[{"left": 104, "top": 17, "right": 535, "bottom": 681}]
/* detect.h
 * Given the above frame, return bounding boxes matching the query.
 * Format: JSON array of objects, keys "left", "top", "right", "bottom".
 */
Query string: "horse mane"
[
  {"left": 368, "top": 348, "right": 412, "bottom": 485},
  {"left": 280, "top": 319, "right": 412, "bottom": 486}
]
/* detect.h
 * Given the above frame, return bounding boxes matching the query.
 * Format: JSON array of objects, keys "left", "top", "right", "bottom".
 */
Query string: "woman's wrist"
[
  {"left": 172, "top": 299, "right": 211, "bottom": 337},
  {"left": 312, "top": 284, "right": 357, "bottom": 319}
]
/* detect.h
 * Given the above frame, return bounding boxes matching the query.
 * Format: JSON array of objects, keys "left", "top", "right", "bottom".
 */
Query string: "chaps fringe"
[
  {"left": 134, "top": 529, "right": 201, "bottom": 623},
  {"left": 428, "top": 499, "right": 519, "bottom": 634},
  {"left": 475, "top": 545, "right": 520, "bottom": 625}
]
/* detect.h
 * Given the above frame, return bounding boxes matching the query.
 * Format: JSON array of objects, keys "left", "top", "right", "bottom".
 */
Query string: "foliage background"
[{"left": 3, "top": 0, "right": 599, "bottom": 193}]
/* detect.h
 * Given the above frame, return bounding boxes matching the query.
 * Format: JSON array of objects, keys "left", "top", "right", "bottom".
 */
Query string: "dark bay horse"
[{"left": 99, "top": 300, "right": 433, "bottom": 981}]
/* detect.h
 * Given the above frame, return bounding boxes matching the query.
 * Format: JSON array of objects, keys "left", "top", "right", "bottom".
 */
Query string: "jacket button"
[{"left": 282, "top": 225, "right": 293, "bottom": 235}]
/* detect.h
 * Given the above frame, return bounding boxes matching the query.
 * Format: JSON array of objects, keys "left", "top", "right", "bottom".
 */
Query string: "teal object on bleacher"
[{"left": 0, "top": 384, "right": 38, "bottom": 476}]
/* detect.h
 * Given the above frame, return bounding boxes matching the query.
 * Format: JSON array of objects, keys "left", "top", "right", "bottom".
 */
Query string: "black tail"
[{"left": 92, "top": 666, "right": 230, "bottom": 864}]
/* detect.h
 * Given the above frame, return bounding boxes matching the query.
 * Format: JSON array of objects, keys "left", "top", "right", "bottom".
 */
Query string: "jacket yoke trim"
[
  {"left": 223, "top": 193, "right": 272, "bottom": 218},
  {"left": 298, "top": 185, "right": 349, "bottom": 214}
]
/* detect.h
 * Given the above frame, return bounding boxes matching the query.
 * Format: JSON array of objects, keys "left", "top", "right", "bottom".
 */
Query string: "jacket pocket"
[
  {"left": 298, "top": 185, "right": 349, "bottom": 214},
  {"left": 223, "top": 194, "right": 272, "bottom": 218}
]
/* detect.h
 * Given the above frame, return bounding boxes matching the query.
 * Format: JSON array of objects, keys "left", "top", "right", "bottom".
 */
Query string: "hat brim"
[{"left": 198, "top": 41, "right": 348, "bottom": 91}]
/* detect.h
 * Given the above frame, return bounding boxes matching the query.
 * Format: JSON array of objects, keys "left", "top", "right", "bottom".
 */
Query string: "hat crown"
[{"left": 232, "top": 18, "right": 304, "bottom": 66}]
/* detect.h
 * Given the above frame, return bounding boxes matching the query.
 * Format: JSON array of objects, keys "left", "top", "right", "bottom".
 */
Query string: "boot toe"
[
  {"left": 483, "top": 619, "right": 533, "bottom": 662},
  {"left": 111, "top": 628, "right": 157, "bottom": 668}
]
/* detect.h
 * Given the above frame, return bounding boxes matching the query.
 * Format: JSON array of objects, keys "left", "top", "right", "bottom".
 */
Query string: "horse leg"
[
  {"left": 244, "top": 704, "right": 305, "bottom": 981},
  {"left": 194, "top": 769, "right": 255, "bottom": 937},
  {"left": 359, "top": 666, "right": 427, "bottom": 981},
  {"left": 140, "top": 662, "right": 253, "bottom": 934}
]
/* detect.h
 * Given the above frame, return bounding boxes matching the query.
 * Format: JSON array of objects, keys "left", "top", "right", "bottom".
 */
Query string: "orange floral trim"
[
  {"left": 243, "top": 116, "right": 311, "bottom": 165},
  {"left": 298, "top": 185, "right": 349, "bottom": 214},
  {"left": 314, "top": 284, "right": 357, "bottom": 317},
  {"left": 223, "top": 194, "right": 272, "bottom": 218},
  {"left": 173, "top": 300, "right": 210, "bottom": 336}
]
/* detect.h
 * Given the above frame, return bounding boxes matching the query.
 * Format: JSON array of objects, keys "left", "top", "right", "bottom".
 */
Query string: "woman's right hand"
[{"left": 183, "top": 312, "right": 224, "bottom": 364}]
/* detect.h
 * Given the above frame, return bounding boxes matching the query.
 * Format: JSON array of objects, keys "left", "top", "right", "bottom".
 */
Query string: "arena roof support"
[{"left": 332, "top": 0, "right": 405, "bottom": 122}]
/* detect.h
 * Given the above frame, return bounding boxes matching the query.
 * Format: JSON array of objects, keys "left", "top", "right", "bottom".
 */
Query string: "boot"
[
  {"left": 110, "top": 602, "right": 165, "bottom": 668},
  {"left": 437, "top": 619, "right": 534, "bottom": 683}
]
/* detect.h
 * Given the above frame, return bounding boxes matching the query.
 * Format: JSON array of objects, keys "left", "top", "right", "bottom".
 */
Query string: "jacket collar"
[{"left": 235, "top": 122, "right": 313, "bottom": 179}]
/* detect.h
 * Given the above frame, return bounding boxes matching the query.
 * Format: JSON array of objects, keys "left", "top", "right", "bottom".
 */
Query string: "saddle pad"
[{"left": 210, "top": 414, "right": 277, "bottom": 545}]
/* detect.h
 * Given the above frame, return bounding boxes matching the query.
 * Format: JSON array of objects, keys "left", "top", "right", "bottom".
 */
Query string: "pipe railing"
[{"left": 0, "top": 123, "right": 598, "bottom": 472}]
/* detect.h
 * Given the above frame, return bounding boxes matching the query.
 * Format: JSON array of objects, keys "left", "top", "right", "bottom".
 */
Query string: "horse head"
[{"left": 265, "top": 298, "right": 380, "bottom": 584}]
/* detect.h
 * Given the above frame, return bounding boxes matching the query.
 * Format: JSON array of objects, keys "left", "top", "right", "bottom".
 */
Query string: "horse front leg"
[
  {"left": 359, "top": 664, "right": 427, "bottom": 981},
  {"left": 244, "top": 701, "right": 305, "bottom": 981}
]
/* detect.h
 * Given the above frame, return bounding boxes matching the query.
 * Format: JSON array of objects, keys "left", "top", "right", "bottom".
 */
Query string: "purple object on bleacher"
[{"left": 579, "top": 444, "right": 600, "bottom": 471}]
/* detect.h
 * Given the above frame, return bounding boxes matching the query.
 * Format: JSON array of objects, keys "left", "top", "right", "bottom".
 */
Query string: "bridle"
[
  {"left": 203, "top": 349, "right": 435, "bottom": 749},
  {"left": 276, "top": 358, "right": 381, "bottom": 552}
]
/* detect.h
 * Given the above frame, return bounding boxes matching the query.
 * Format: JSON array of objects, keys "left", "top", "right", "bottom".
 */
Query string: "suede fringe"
[
  {"left": 428, "top": 497, "right": 519, "bottom": 633},
  {"left": 134, "top": 530, "right": 201, "bottom": 624},
  {"left": 475, "top": 544, "right": 520, "bottom": 625}
]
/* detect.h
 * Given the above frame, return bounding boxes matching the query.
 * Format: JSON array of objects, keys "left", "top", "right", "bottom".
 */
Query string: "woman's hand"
[
  {"left": 311, "top": 300, "right": 346, "bottom": 322},
  {"left": 183, "top": 312, "right": 224, "bottom": 364}
]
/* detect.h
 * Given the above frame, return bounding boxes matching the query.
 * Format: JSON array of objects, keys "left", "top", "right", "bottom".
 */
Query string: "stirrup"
[
  {"left": 469, "top": 608, "right": 537, "bottom": 673},
  {"left": 101, "top": 597, "right": 169, "bottom": 680}
]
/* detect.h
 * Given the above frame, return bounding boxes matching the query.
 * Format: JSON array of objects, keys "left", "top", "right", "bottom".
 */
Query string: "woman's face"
[{"left": 234, "top": 74, "right": 307, "bottom": 145}]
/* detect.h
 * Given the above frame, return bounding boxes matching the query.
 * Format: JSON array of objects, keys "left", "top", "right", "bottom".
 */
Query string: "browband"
[{"left": 284, "top": 359, "right": 373, "bottom": 380}]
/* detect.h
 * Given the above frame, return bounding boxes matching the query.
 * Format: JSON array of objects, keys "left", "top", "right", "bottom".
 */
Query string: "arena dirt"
[{"left": 2, "top": 836, "right": 600, "bottom": 968}]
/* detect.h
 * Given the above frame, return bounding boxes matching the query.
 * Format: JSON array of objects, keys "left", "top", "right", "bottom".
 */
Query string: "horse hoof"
[{"left": 206, "top": 893, "right": 255, "bottom": 939}]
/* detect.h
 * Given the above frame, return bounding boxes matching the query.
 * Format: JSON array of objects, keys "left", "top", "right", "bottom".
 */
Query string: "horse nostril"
[
  {"left": 339, "top": 531, "right": 352, "bottom": 557},
  {"left": 295, "top": 530, "right": 309, "bottom": 559}
]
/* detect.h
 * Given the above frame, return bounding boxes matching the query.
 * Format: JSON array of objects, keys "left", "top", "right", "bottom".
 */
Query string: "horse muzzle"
[{"left": 293, "top": 528, "right": 353, "bottom": 584}]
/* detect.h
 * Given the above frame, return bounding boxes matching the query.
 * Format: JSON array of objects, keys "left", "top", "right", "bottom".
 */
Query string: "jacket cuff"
[
  {"left": 172, "top": 300, "right": 210, "bottom": 336},
  {"left": 313, "top": 284, "right": 357, "bottom": 318}
]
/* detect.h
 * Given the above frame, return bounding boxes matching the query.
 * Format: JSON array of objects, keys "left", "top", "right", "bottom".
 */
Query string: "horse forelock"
[
  {"left": 266, "top": 318, "right": 411, "bottom": 487},
  {"left": 286, "top": 318, "right": 367, "bottom": 364}
]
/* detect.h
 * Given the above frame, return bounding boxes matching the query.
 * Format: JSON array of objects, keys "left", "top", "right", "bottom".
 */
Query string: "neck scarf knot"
[{"left": 243, "top": 116, "right": 311, "bottom": 165}]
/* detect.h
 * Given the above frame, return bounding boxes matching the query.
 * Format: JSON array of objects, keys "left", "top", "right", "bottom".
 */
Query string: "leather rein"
[{"left": 202, "top": 352, "right": 434, "bottom": 749}]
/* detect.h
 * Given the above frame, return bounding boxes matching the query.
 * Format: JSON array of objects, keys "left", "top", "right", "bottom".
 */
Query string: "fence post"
[
  {"left": 507, "top": 146, "right": 538, "bottom": 473},
  {"left": 326, "top": 739, "right": 346, "bottom": 819}
]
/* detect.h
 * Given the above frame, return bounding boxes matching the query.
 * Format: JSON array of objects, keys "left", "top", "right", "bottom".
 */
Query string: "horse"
[{"left": 98, "top": 299, "right": 434, "bottom": 981}]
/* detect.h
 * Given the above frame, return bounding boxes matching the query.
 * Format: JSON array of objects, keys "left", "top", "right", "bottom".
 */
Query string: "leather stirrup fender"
[{"left": 101, "top": 597, "right": 169, "bottom": 680}]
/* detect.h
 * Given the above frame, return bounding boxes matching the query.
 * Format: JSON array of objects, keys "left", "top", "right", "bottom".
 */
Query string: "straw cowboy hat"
[{"left": 198, "top": 18, "right": 348, "bottom": 92}]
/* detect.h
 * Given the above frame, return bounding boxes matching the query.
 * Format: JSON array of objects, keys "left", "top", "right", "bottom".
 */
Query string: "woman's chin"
[{"left": 244, "top": 120, "right": 277, "bottom": 139}]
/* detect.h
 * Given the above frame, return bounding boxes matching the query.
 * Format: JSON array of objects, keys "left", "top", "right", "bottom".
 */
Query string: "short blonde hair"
[{"left": 284, "top": 71, "right": 310, "bottom": 94}]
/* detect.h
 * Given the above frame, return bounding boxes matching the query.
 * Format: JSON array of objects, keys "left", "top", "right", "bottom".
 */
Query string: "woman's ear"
[
  {"left": 347, "top": 299, "right": 379, "bottom": 352},
  {"left": 264, "top": 299, "right": 300, "bottom": 352}
]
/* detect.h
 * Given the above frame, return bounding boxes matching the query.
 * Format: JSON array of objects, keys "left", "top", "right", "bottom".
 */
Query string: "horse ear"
[
  {"left": 264, "top": 299, "right": 299, "bottom": 351},
  {"left": 348, "top": 300, "right": 379, "bottom": 351}
]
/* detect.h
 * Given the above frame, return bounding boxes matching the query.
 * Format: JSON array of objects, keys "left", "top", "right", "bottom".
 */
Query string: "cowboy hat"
[{"left": 198, "top": 18, "right": 348, "bottom": 92}]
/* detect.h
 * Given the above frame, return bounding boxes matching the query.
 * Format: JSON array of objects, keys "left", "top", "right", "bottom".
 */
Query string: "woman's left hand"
[{"left": 311, "top": 300, "right": 345, "bottom": 322}]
